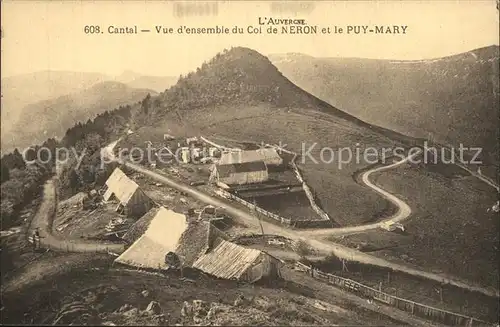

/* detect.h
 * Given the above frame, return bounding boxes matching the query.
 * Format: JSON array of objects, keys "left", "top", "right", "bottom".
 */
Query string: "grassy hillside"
[
  {"left": 269, "top": 46, "right": 500, "bottom": 179},
  {"left": 332, "top": 161, "right": 499, "bottom": 290},
  {"left": 1, "top": 81, "right": 154, "bottom": 152},
  {"left": 131, "top": 47, "right": 415, "bottom": 226}
]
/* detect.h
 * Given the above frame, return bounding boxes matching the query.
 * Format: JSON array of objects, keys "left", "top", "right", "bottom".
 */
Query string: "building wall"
[
  {"left": 219, "top": 170, "right": 269, "bottom": 185},
  {"left": 180, "top": 148, "right": 191, "bottom": 163},
  {"left": 263, "top": 157, "right": 283, "bottom": 166},
  {"left": 126, "top": 190, "right": 153, "bottom": 218},
  {"left": 244, "top": 253, "right": 280, "bottom": 282}
]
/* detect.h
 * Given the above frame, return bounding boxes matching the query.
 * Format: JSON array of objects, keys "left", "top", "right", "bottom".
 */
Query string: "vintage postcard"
[{"left": 1, "top": 1, "right": 499, "bottom": 326}]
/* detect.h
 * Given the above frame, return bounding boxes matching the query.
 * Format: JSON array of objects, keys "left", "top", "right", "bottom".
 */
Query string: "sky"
[{"left": 1, "top": 0, "right": 499, "bottom": 78}]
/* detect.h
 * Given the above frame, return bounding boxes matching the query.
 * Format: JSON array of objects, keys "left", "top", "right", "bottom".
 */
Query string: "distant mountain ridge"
[
  {"left": 1, "top": 69, "right": 177, "bottom": 152},
  {"left": 125, "top": 75, "right": 178, "bottom": 93},
  {"left": 1, "top": 71, "right": 110, "bottom": 128},
  {"left": 1, "top": 81, "right": 156, "bottom": 153}
]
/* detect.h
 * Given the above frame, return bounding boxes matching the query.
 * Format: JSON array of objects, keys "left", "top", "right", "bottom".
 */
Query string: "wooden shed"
[
  {"left": 103, "top": 168, "right": 153, "bottom": 217},
  {"left": 191, "top": 238, "right": 281, "bottom": 282},
  {"left": 211, "top": 161, "right": 269, "bottom": 185}
]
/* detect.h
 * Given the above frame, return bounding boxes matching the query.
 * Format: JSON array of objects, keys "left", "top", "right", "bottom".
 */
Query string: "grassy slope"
[
  {"left": 270, "top": 46, "right": 500, "bottom": 179},
  {"left": 332, "top": 162, "right": 499, "bottom": 290}
]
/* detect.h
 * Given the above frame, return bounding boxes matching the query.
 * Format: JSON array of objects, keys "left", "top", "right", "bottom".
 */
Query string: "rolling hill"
[
  {"left": 1, "top": 70, "right": 176, "bottom": 134},
  {"left": 268, "top": 46, "right": 500, "bottom": 179},
  {"left": 131, "top": 46, "right": 413, "bottom": 226},
  {"left": 1, "top": 81, "right": 155, "bottom": 153},
  {"left": 1, "top": 71, "right": 110, "bottom": 130}
]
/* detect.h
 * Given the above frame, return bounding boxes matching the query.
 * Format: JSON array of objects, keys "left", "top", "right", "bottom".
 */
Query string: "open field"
[
  {"left": 184, "top": 106, "right": 405, "bottom": 227},
  {"left": 329, "top": 162, "right": 499, "bottom": 290},
  {"left": 310, "top": 255, "right": 499, "bottom": 324}
]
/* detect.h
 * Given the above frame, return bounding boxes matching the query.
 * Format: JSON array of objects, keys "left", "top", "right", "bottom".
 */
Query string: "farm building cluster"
[
  {"left": 115, "top": 206, "right": 282, "bottom": 283},
  {"left": 101, "top": 167, "right": 282, "bottom": 283},
  {"left": 141, "top": 134, "right": 289, "bottom": 190},
  {"left": 119, "top": 133, "right": 335, "bottom": 227},
  {"left": 151, "top": 136, "right": 222, "bottom": 166}
]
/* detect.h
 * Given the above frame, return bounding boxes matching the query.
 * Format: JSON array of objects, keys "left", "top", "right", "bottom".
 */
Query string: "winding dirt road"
[
  {"left": 29, "top": 179, "right": 125, "bottom": 253},
  {"left": 301, "top": 150, "right": 419, "bottom": 237}
]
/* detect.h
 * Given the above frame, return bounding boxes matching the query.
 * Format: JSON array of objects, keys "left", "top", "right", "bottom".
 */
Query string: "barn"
[
  {"left": 103, "top": 168, "right": 153, "bottom": 217},
  {"left": 191, "top": 238, "right": 281, "bottom": 283},
  {"left": 210, "top": 161, "right": 269, "bottom": 185},
  {"left": 218, "top": 148, "right": 283, "bottom": 166},
  {"left": 115, "top": 207, "right": 189, "bottom": 269},
  {"left": 115, "top": 209, "right": 281, "bottom": 282}
]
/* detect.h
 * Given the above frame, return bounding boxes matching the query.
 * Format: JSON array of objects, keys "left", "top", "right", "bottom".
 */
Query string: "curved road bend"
[
  {"left": 301, "top": 150, "right": 419, "bottom": 237},
  {"left": 29, "top": 179, "right": 125, "bottom": 253},
  {"left": 121, "top": 160, "right": 499, "bottom": 298}
]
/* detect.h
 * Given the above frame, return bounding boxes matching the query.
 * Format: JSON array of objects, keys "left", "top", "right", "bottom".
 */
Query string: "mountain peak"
[{"left": 143, "top": 47, "right": 334, "bottom": 118}]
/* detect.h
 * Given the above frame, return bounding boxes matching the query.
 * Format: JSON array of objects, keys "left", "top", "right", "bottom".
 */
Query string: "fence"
[
  {"left": 294, "top": 262, "right": 495, "bottom": 327},
  {"left": 204, "top": 138, "right": 334, "bottom": 227},
  {"left": 289, "top": 156, "right": 331, "bottom": 222},
  {"left": 214, "top": 187, "right": 335, "bottom": 228},
  {"left": 215, "top": 188, "right": 293, "bottom": 225}
]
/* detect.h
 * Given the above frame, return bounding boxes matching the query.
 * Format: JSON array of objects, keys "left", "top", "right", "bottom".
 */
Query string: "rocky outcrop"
[{"left": 145, "top": 301, "right": 162, "bottom": 315}]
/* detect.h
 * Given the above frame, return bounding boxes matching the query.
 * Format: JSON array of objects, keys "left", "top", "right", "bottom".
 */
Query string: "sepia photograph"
[{"left": 1, "top": 1, "right": 499, "bottom": 326}]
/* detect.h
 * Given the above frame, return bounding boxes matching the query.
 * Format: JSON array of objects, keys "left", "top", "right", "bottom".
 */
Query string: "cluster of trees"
[
  {"left": 0, "top": 103, "right": 133, "bottom": 228},
  {"left": 57, "top": 105, "right": 131, "bottom": 199}
]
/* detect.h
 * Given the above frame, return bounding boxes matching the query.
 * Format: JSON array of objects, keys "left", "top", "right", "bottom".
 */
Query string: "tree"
[
  {"left": 0, "top": 161, "right": 9, "bottom": 183},
  {"left": 141, "top": 93, "right": 151, "bottom": 114},
  {"left": 69, "top": 169, "right": 81, "bottom": 194},
  {"left": 2, "top": 149, "right": 27, "bottom": 170}
]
